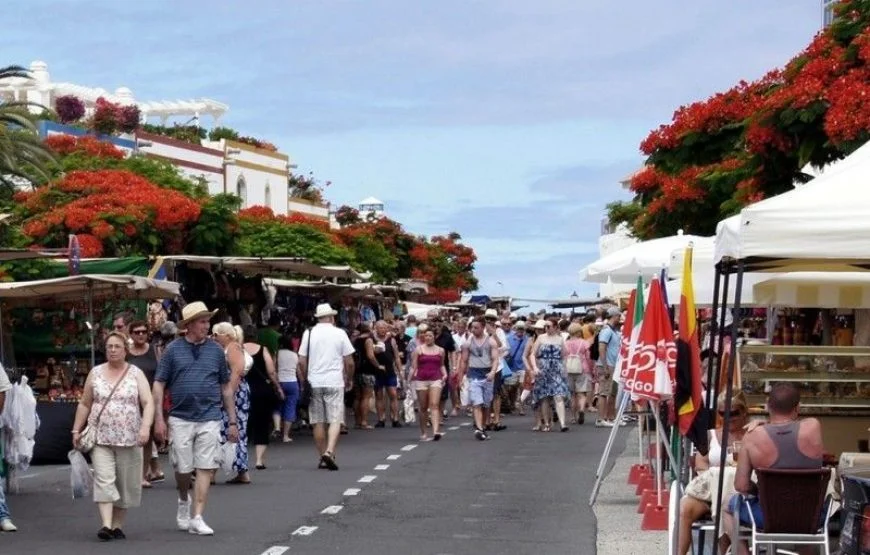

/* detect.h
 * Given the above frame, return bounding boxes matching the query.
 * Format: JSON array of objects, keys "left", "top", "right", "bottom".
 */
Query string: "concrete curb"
[{"left": 593, "top": 427, "right": 667, "bottom": 555}]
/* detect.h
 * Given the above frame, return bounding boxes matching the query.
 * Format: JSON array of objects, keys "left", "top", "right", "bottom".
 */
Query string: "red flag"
[
  {"left": 626, "top": 278, "right": 676, "bottom": 402},
  {"left": 676, "top": 247, "right": 703, "bottom": 436}
]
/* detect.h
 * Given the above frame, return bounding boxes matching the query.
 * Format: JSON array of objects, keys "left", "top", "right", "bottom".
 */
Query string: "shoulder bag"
[
  {"left": 298, "top": 328, "right": 313, "bottom": 408},
  {"left": 77, "top": 364, "right": 131, "bottom": 453}
]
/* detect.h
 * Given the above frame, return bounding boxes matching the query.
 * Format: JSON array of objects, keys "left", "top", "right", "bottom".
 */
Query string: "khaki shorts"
[
  {"left": 599, "top": 366, "right": 618, "bottom": 397},
  {"left": 414, "top": 380, "right": 444, "bottom": 391},
  {"left": 168, "top": 416, "right": 221, "bottom": 474},
  {"left": 92, "top": 445, "right": 143, "bottom": 508},
  {"left": 567, "top": 373, "right": 591, "bottom": 394},
  {"left": 309, "top": 387, "right": 345, "bottom": 425}
]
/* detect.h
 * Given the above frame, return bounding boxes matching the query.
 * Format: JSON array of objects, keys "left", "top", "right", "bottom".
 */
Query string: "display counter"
[{"left": 741, "top": 344, "right": 870, "bottom": 455}]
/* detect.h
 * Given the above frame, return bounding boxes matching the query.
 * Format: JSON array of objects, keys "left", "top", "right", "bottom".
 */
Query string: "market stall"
[
  {"left": 0, "top": 274, "right": 180, "bottom": 464},
  {"left": 580, "top": 230, "right": 705, "bottom": 284}
]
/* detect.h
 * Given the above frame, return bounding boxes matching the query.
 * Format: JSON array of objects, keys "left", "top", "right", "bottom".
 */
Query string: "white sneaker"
[
  {"left": 176, "top": 498, "right": 191, "bottom": 531},
  {"left": 0, "top": 518, "right": 17, "bottom": 532},
  {"left": 188, "top": 515, "right": 214, "bottom": 536},
  {"left": 595, "top": 419, "right": 614, "bottom": 428}
]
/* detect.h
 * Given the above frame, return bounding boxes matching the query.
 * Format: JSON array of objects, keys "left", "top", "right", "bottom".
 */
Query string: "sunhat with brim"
[
  {"left": 534, "top": 320, "right": 547, "bottom": 330},
  {"left": 178, "top": 301, "right": 217, "bottom": 329},
  {"left": 314, "top": 303, "right": 338, "bottom": 319}
]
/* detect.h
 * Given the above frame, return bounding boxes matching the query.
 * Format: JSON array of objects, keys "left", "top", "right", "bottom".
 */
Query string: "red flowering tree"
[
  {"left": 609, "top": 0, "right": 870, "bottom": 239},
  {"left": 16, "top": 169, "right": 202, "bottom": 257}
]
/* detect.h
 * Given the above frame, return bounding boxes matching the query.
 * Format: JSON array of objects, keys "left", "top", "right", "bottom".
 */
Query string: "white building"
[
  {"left": 823, "top": 0, "right": 837, "bottom": 27},
  {"left": 358, "top": 196, "right": 385, "bottom": 220},
  {"left": 0, "top": 61, "right": 227, "bottom": 125},
  {"left": 202, "top": 139, "right": 292, "bottom": 216}
]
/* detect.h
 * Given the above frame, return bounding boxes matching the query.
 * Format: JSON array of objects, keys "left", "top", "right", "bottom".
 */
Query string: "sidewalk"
[{"left": 594, "top": 427, "right": 668, "bottom": 555}]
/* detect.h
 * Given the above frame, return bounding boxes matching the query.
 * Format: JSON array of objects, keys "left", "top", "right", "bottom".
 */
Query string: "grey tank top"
[
  {"left": 467, "top": 336, "right": 492, "bottom": 369},
  {"left": 763, "top": 420, "right": 822, "bottom": 469}
]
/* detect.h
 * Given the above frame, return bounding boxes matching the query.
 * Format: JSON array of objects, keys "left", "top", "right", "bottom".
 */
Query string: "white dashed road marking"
[
  {"left": 386, "top": 454, "right": 401, "bottom": 460},
  {"left": 460, "top": 422, "right": 472, "bottom": 427},
  {"left": 343, "top": 488, "right": 361, "bottom": 496},
  {"left": 292, "top": 525, "right": 318, "bottom": 536},
  {"left": 401, "top": 444, "right": 417, "bottom": 451},
  {"left": 260, "top": 547, "right": 289, "bottom": 555},
  {"left": 374, "top": 464, "right": 390, "bottom": 470},
  {"left": 448, "top": 426, "right": 460, "bottom": 431},
  {"left": 321, "top": 505, "right": 343, "bottom": 515},
  {"left": 358, "top": 475, "right": 377, "bottom": 483}
]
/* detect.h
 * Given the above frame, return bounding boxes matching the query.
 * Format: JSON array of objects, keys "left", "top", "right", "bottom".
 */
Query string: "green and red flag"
[{"left": 616, "top": 275, "right": 644, "bottom": 385}]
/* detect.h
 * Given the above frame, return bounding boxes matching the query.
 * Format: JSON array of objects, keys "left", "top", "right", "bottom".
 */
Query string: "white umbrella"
[{"left": 581, "top": 231, "right": 706, "bottom": 284}]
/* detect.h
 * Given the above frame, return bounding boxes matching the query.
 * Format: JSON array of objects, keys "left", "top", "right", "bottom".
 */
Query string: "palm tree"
[{"left": 0, "top": 65, "right": 55, "bottom": 194}]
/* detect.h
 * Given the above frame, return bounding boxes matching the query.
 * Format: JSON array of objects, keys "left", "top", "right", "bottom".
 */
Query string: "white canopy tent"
[
  {"left": 581, "top": 231, "right": 705, "bottom": 284},
  {"left": 403, "top": 302, "right": 458, "bottom": 320},
  {"left": 714, "top": 145, "right": 870, "bottom": 272},
  {"left": 159, "top": 255, "right": 371, "bottom": 281},
  {"left": 751, "top": 272, "right": 870, "bottom": 309}
]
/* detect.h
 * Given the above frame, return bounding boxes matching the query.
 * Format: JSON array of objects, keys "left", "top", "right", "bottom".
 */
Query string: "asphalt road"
[{"left": 2, "top": 412, "right": 625, "bottom": 555}]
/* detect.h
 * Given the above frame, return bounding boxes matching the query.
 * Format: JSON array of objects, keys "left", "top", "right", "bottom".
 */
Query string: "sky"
[{"left": 3, "top": 0, "right": 823, "bottom": 303}]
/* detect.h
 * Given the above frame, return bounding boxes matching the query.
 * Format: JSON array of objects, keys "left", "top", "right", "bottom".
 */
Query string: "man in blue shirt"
[
  {"left": 505, "top": 321, "right": 528, "bottom": 414},
  {"left": 154, "top": 302, "right": 238, "bottom": 536},
  {"left": 595, "top": 308, "right": 623, "bottom": 427}
]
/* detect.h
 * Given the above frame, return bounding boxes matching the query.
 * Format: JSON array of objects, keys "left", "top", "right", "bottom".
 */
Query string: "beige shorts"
[
  {"left": 599, "top": 366, "right": 617, "bottom": 397},
  {"left": 414, "top": 380, "right": 444, "bottom": 391},
  {"left": 309, "top": 387, "right": 345, "bottom": 424},
  {"left": 92, "top": 445, "right": 143, "bottom": 509},
  {"left": 168, "top": 416, "right": 221, "bottom": 474},
  {"left": 567, "top": 373, "right": 592, "bottom": 394}
]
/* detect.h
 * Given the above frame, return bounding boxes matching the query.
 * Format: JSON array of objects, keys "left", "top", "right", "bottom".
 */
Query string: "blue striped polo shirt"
[{"left": 155, "top": 338, "right": 229, "bottom": 422}]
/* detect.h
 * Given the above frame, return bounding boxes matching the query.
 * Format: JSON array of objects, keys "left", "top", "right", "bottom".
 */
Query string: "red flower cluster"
[
  {"left": 239, "top": 205, "right": 330, "bottom": 231},
  {"left": 44, "top": 134, "right": 126, "bottom": 159},
  {"left": 19, "top": 170, "right": 201, "bottom": 254},
  {"left": 824, "top": 67, "right": 870, "bottom": 144}
]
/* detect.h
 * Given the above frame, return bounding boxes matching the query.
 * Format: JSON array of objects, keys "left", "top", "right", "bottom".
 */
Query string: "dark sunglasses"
[
  {"left": 131, "top": 329, "right": 148, "bottom": 335},
  {"left": 718, "top": 409, "right": 742, "bottom": 417}
]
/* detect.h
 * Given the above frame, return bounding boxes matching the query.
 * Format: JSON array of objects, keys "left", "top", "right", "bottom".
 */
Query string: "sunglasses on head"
[{"left": 718, "top": 409, "right": 742, "bottom": 417}]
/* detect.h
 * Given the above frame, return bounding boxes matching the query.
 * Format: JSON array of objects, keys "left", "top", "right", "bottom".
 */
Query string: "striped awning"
[{"left": 752, "top": 272, "right": 870, "bottom": 308}]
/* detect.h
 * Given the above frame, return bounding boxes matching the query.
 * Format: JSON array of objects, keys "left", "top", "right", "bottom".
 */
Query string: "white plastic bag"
[
  {"left": 218, "top": 442, "right": 237, "bottom": 475},
  {"left": 403, "top": 383, "right": 416, "bottom": 423},
  {"left": 68, "top": 449, "right": 92, "bottom": 500},
  {"left": 459, "top": 377, "right": 469, "bottom": 407}
]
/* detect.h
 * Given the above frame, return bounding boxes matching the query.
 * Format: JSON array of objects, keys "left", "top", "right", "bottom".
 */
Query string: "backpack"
[{"left": 565, "top": 340, "right": 584, "bottom": 374}]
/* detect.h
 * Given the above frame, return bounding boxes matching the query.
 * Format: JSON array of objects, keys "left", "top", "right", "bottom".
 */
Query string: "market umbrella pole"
[
  {"left": 706, "top": 265, "right": 722, "bottom": 408},
  {"left": 589, "top": 391, "right": 631, "bottom": 506},
  {"left": 710, "top": 261, "right": 744, "bottom": 544},
  {"left": 88, "top": 281, "right": 95, "bottom": 368},
  {"left": 711, "top": 268, "right": 731, "bottom": 414}
]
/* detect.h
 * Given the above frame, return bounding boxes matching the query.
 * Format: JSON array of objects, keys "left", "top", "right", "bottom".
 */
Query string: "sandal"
[
  {"left": 531, "top": 425, "right": 541, "bottom": 432},
  {"left": 542, "top": 425, "right": 551, "bottom": 432},
  {"left": 147, "top": 472, "right": 166, "bottom": 483},
  {"left": 141, "top": 480, "right": 153, "bottom": 489},
  {"left": 320, "top": 451, "right": 339, "bottom": 471},
  {"left": 225, "top": 475, "right": 251, "bottom": 485}
]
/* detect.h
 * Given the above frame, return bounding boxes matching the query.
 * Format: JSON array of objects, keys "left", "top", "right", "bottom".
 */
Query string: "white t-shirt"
[
  {"left": 277, "top": 349, "right": 299, "bottom": 383},
  {"left": 299, "top": 323, "right": 355, "bottom": 388},
  {"left": 0, "top": 364, "right": 11, "bottom": 394}
]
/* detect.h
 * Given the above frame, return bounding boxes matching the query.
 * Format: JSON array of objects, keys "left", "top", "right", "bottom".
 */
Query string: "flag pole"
[{"left": 589, "top": 393, "right": 631, "bottom": 506}]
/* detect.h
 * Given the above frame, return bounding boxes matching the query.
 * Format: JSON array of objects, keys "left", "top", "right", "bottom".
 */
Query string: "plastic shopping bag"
[
  {"left": 403, "top": 384, "right": 417, "bottom": 424},
  {"left": 218, "top": 442, "right": 237, "bottom": 476},
  {"left": 459, "top": 377, "right": 469, "bottom": 407},
  {"left": 68, "top": 449, "right": 92, "bottom": 500}
]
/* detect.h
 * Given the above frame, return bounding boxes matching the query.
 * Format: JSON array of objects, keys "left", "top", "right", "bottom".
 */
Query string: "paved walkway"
[{"left": 593, "top": 426, "right": 668, "bottom": 555}]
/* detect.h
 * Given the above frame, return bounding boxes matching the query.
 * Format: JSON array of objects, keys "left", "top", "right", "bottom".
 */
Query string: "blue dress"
[
  {"left": 533, "top": 342, "right": 570, "bottom": 404},
  {"left": 221, "top": 378, "right": 250, "bottom": 474}
]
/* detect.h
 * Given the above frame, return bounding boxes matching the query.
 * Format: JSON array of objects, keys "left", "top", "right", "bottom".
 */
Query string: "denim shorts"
[
  {"left": 375, "top": 373, "right": 398, "bottom": 389},
  {"left": 468, "top": 378, "right": 494, "bottom": 407}
]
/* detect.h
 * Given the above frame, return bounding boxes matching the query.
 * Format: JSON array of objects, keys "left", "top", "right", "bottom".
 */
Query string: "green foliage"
[
  {"left": 237, "top": 220, "right": 355, "bottom": 266},
  {"left": 347, "top": 235, "right": 398, "bottom": 282},
  {"left": 187, "top": 194, "right": 241, "bottom": 256},
  {"left": 208, "top": 126, "right": 240, "bottom": 142},
  {"left": 141, "top": 123, "right": 206, "bottom": 143}
]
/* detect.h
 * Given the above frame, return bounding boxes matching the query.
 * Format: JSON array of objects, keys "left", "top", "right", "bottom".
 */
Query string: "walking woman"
[
  {"left": 410, "top": 328, "right": 448, "bottom": 441},
  {"left": 72, "top": 332, "right": 155, "bottom": 541},
  {"left": 212, "top": 322, "right": 252, "bottom": 484},
  {"left": 564, "top": 323, "right": 594, "bottom": 425},
  {"left": 276, "top": 335, "right": 300, "bottom": 442},
  {"left": 242, "top": 325, "right": 284, "bottom": 470},
  {"left": 530, "top": 318, "right": 571, "bottom": 432},
  {"left": 126, "top": 319, "right": 164, "bottom": 488},
  {"left": 353, "top": 323, "right": 376, "bottom": 429}
]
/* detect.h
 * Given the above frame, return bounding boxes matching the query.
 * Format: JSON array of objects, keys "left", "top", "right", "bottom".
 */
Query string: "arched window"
[
  {"left": 236, "top": 175, "right": 247, "bottom": 206},
  {"left": 264, "top": 181, "right": 272, "bottom": 209}
]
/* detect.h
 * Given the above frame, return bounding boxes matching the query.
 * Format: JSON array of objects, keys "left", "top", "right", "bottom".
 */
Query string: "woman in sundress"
[
  {"left": 212, "top": 322, "right": 253, "bottom": 484},
  {"left": 530, "top": 317, "right": 570, "bottom": 432}
]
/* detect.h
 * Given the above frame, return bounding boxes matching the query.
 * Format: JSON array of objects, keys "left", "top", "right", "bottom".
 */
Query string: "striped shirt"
[{"left": 155, "top": 338, "right": 229, "bottom": 422}]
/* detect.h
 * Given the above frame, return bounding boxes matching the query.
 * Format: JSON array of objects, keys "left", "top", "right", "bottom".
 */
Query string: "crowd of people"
[{"left": 0, "top": 300, "right": 628, "bottom": 540}]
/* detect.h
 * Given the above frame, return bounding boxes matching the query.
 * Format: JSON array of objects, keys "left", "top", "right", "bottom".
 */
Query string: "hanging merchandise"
[{"left": 1, "top": 376, "right": 40, "bottom": 472}]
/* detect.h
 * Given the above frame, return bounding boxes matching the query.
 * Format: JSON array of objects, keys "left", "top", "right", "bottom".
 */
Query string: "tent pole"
[
  {"left": 88, "top": 282, "right": 95, "bottom": 368},
  {"left": 711, "top": 260, "right": 744, "bottom": 545},
  {"left": 711, "top": 267, "right": 731, "bottom": 414},
  {"left": 0, "top": 303, "right": 5, "bottom": 368},
  {"left": 706, "top": 264, "right": 722, "bottom": 409}
]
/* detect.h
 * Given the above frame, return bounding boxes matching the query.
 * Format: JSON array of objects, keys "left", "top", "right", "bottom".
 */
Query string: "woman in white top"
[
  {"left": 212, "top": 322, "right": 253, "bottom": 484},
  {"left": 276, "top": 335, "right": 300, "bottom": 442},
  {"left": 677, "top": 391, "right": 749, "bottom": 555}
]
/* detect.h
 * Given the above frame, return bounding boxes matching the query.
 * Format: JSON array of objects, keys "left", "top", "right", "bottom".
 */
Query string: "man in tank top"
[
  {"left": 720, "top": 382, "right": 824, "bottom": 554},
  {"left": 458, "top": 318, "right": 500, "bottom": 441}
]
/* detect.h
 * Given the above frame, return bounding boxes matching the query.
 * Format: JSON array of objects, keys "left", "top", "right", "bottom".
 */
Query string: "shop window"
[
  {"left": 265, "top": 182, "right": 272, "bottom": 209},
  {"left": 236, "top": 175, "right": 247, "bottom": 206}
]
